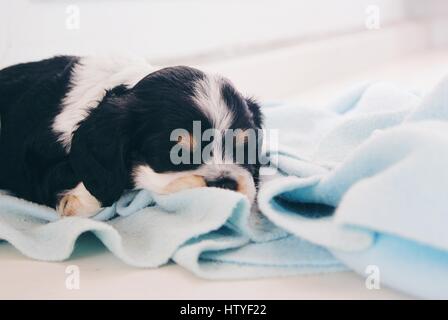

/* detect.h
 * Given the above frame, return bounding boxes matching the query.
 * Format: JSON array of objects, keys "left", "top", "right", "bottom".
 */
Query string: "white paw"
[
  {"left": 161, "top": 175, "right": 206, "bottom": 194},
  {"left": 57, "top": 183, "right": 101, "bottom": 218}
]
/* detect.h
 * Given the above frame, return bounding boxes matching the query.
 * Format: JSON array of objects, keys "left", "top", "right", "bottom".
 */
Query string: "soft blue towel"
[
  {"left": 2, "top": 76, "right": 448, "bottom": 298},
  {"left": 260, "top": 77, "right": 448, "bottom": 298},
  {"left": 0, "top": 186, "right": 344, "bottom": 279}
]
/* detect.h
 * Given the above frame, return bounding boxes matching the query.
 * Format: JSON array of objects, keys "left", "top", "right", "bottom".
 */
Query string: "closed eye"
[{"left": 177, "top": 132, "right": 197, "bottom": 152}]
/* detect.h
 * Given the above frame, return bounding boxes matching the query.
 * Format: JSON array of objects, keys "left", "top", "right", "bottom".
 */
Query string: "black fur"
[
  {"left": 0, "top": 56, "right": 263, "bottom": 208},
  {"left": 0, "top": 56, "right": 79, "bottom": 206}
]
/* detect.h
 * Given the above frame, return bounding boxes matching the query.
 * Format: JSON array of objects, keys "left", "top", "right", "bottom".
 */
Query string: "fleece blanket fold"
[
  {"left": 0, "top": 188, "right": 344, "bottom": 279},
  {"left": 2, "top": 76, "right": 448, "bottom": 298},
  {"left": 260, "top": 78, "right": 448, "bottom": 298}
]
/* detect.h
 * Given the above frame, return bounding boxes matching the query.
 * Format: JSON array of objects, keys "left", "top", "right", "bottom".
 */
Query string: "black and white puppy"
[{"left": 0, "top": 56, "right": 263, "bottom": 217}]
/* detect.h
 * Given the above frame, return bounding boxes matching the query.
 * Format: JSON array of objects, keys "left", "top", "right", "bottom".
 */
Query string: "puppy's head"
[{"left": 70, "top": 66, "right": 263, "bottom": 206}]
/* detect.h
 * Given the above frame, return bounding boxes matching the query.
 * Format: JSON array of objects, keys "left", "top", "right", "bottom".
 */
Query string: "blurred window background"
[{"left": 0, "top": 0, "right": 447, "bottom": 101}]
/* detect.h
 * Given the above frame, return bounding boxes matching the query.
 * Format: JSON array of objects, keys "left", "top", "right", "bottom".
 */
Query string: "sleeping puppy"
[{"left": 0, "top": 56, "right": 263, "bottom": 217}]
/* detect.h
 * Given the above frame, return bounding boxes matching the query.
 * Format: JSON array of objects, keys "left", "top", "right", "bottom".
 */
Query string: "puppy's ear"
[
  {"left": 69, "top": 93, "right": 130, "bottom": 206},
  {"left": 246, "top": 97, "right": 263, "bottom": 128}
]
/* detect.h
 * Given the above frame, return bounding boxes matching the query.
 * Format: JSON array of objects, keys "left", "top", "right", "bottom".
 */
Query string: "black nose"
[{"left": 206, "top": 177, "right": 238, "bottom": 191}]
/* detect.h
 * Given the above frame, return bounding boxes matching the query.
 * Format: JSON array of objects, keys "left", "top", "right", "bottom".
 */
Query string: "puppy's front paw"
[
  {"left": 57, "top": 183, "right": 101, "bottom": 218},
  {"left": 58, "top": 194, "right": 82, "bottom": 217},
  {"left": 162, "top": 175, "right": 206, "bottom": 194}
]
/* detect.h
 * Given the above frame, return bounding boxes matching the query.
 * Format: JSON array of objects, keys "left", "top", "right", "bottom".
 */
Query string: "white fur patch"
[
  {"left": 192, "top": 75, "right": 235, "bottom": 164},
  {"left": 193, "top": 75, "right": 234, "bottom": 132},
  {"left": 57, "top": 182, "right": 101, "bottom": 217},
  {"left": 133, "top": 163, "right": 256, "bottom": 204},
  {"left": 132, "top": 165, "right": 193, "bottom": 194},
  {"left": 52, "top": 56, "right": 157, "bottom": 151}
]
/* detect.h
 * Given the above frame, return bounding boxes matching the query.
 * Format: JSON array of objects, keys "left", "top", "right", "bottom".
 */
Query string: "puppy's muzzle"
[{"left": 205, "top": 177, "right": 238, "bottom": 191}]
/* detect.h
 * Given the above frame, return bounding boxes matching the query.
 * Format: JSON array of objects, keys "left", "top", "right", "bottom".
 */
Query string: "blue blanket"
[
  {"left": 1, "top": 77, "right": 448, "bottom": 298},
  {"left": 260, "top": 78, "right": 448, "bottom": 298}
]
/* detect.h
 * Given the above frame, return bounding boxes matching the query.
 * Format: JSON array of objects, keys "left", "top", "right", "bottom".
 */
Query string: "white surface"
[
  {"left": 0, "top": 0, "right": 409, "bottom": 65},
  {"left": 0, "top": 234, "right": 407, "bottom": 300},
  {"left": 2, "top": 50, "right": 446, "bottom": 300},
  {"left": 196, "top": 21, "right": 434, "bottom": 101},
  {"left": 287, "top": 49, "right": 448, "bottom": 105}
]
